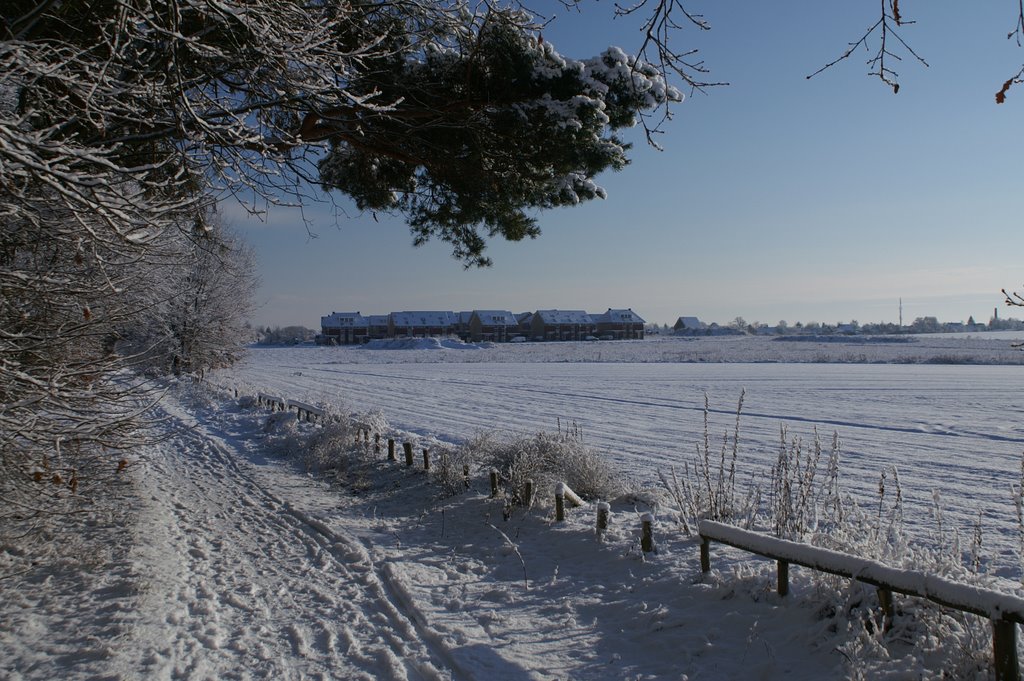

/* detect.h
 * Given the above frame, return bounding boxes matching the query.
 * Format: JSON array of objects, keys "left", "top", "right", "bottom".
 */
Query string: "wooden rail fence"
[
  {"left": 255, "top": 392, "right": 324, "bottom": 422},
  {"left": 699, "top": 519, "right": 1024, "bottom": 681}
]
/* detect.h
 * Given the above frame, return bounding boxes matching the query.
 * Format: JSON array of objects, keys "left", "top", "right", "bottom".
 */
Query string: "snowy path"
[
  {"left": 117, "top": 389, "right": 850, "bottom": 681},
  {"left": 121, "top": 394, "right": 456, "bottom": 681}
]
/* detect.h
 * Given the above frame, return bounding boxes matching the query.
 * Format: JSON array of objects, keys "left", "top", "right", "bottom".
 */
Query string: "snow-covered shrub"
[
  {"left": 795, "top": 471, "right": 1000, "bottom": 679},
  {"left": 351, "top": 409, "right": 388, "bottom": 442},
  {"left": 664, "top": 392, "right": 1001, "bottom": 676},
  {"left": 172, "top": 378, "right": 221, "bottom": 412},
  {"left": 302, "top": 422, "right": 357, "bottom": 474},
  {"left": 263, "top": 411, "right": 299, "bottom": 435},
  {"left": 479, "top": 426, "right": 625, "bottom": 508},
  {"left": 660, "top": 392, "right": 759, "bottom": 534},
  {"left": 768, "top": 426, "right": 837, "bottom": 540},
  {"left": 262, "top": 408, "right": 389, "bottom": 490},
  {"left": 430, "top": 445, "right": 473, "bottom": 499}
]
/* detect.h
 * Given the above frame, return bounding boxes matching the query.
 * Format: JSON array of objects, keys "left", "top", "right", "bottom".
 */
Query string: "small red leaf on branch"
[{"left": 996, "top": 78, "right": 1014, "bottom": 104}]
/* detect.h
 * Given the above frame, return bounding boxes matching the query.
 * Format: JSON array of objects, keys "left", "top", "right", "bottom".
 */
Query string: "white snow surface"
[
  {"left": 230, "top": 336, "right": 1024, "bottom": 572},
  {"left": 4, "top": 334, "right": 1024, "bottom": 680}
]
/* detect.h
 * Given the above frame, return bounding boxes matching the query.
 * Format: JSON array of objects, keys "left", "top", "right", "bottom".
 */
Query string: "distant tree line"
[
  {"left": 648, "top": 315, "right": 1024, "bottom": 336},
  {"left": 259, "top": 327, "right": 318, "bottom": 345}
]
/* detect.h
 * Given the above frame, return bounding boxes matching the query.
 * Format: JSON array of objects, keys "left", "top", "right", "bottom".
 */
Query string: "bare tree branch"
[
  {"left": 997, "top": 1, "right": 1024, "bottom": 103},
  {"left": 807, "top": 0, "right": 928, "bottom": 94}
]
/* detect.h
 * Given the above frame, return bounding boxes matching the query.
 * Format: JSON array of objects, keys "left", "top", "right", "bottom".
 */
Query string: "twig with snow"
[{"left": 485, "top": 521, "right": 529, "bottom": 590}]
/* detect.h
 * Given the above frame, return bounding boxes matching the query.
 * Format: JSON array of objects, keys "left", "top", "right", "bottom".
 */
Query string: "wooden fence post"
[
  {"left": 993, "top": 619, "right": 1019, "bottom": 681},
  {"left": 555, "top": 484, "right": 566, "bottom": 522},
  {"left": 878, "top": 588, "right": 894, "bottom": 632},
  {"left": 375, "top": 433, "right": 381, "bottom": 455},
  {"left": 403, "top": 442, "right": 413, "bottom": 467},
  {"left": 641, "top": 513, "right": 655, "bottom": 553},
  {"left": 422, "top": 448, "right": 430, "bottom": 471},
  {"left": 523, "top": 479, "right": 534, "bottom": 508},
  {"left": 463, "top": 464, "right": 470, "bottom": 489},
  {"left": 777, "top": 560, "right": 790, "bottom": 597},
  {"left": 596, "top": 502, "right": 610, "bottom": 539},
  {"left": 700, "top": 536, "right": 711, "bottom": 573},
  {"left": 388, "top": 438, "right": 396, "bottom": 461}
]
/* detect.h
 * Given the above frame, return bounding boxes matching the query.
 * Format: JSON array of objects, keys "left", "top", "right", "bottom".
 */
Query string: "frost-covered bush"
[
  {"left": 430, "top": 445, "right": 474, "bottom": 499},
  {"left": 659, "top": 392, "right": 1021, "bottom": 678},
  {"left": 351, "top": 410, "right": 389, "bottom": 442},
  {"left": 262, "top": 409, "right": 388, "bottom": 490},
  {"left": 815, "top": 494, "right": 994, "bottom": 680},
  {"left": 172, "top": 379, "right": 221, "bottom": 412},
  {"left": 263, "top": 411, "right": 299, "bottom": 436},
  {"left": 660, "top": 392, "right": 759, "bottom": 535},
  {"left": 768, "top": 426, "right": 838, "bottom": 540},
  {"left": 475, "top": 426, "right": 625, "bottom": 506},
  {"left": 237, "top": 395, "right": 258, "bottom": 409},
  {"left": 766, "top": 458, "right": 997, "bottom": 678}
]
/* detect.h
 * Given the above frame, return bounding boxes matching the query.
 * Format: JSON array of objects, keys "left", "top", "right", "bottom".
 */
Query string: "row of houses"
[{"left": 319, "top": 309, "right": 646, "bottom": 344}]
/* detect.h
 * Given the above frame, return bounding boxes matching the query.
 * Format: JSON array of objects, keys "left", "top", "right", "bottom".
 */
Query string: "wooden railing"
[
  {"left": 285, "top": 399, "right": 324, "bottom": 423},
  {"left": 698, "top": 519, "right": 1024, "bottom": 680},
  {"left": 256, "top": 392, "right": 323, "bottom": 422}
]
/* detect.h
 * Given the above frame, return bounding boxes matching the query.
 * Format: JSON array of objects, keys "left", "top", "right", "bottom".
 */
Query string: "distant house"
[
  {"left": 454, "top": 311, "right": 474, "bottom": 340},
  {"left": 593, "top": 308, "right": 646, "bottom": 340},
  {"left": 389, "top": 311, "right": 459, "bottom": 338},
  {"left": 531, "top": 310, "right": 597, "bottom": 341},
  {"left": 320, "top": 306, "right": 649, "bottom": 343},
  {"left": 673, "top": 316, "right": 704, "bottom": 333},
  {"left": 469, "top": 310, "right": 519, "bottom": 342},
  {"left": 515, "top": 312, "right": 534, "bottom": 336},
  {"left": 366, "top": 315, "right": 389, "bottom": 340},
  {"left": 320, "top": 312, "right": 369, "bottom": 345}
]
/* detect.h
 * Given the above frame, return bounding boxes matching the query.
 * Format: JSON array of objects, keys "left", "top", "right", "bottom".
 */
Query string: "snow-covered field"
[
  {"left": 224, "top": 336, "right": 1024, "bottom": 577},
  {"left": 5, "top": 333, "right": 1024, "bottom": 680}
]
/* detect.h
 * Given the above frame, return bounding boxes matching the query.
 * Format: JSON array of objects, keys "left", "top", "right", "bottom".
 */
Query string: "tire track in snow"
[{"left": 287, "top": 364, "right": 1024, "bottom": 446}]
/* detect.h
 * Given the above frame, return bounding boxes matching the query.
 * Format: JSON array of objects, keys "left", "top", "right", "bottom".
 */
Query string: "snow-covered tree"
[
  {"left": 316, "top": 19, "right": 683, "bottom": 265},
  {"left": 1, "top": 0, "right": 688, "bottom": 531},
  {"left": 3, "top": 1, "right": 683, "bottom": 266},
  {"left": 120, "top": 217, "right": 257, "bottom": 376},
  {"left": 260, "top": 327, "right": 317, "bottom": 345}
]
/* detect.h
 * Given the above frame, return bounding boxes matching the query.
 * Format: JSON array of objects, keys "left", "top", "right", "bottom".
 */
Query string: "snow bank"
[
  {"left": 361, "top": 337, "right": 491, "bottom": 350},
  {"left": 309, "top": 334, "right": 1024, "bottom": 365}
]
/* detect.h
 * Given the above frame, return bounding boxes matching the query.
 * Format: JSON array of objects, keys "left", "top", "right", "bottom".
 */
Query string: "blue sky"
[{"left": 231, "top": 2, "right": 1024, "bottom": 329}]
